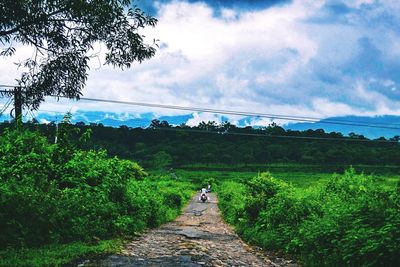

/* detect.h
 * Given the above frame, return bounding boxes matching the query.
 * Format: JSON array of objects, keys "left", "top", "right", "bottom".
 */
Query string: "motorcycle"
[{"left": 200, "top": 193, "right": 208, "bottom": 203}]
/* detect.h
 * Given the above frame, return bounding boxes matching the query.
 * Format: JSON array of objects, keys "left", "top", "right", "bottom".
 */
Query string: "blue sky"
[
  {"left": 1, "top": 0, "right": 400, "bottom": 131},
  {"left": 139, "top": 0, "right": 292, "bottom": 14}
]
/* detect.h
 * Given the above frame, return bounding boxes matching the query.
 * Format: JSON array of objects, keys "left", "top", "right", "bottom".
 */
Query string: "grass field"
[
  {"left": 3, "top": 164, "right": 397, "bottom": 266},
  {"left": 174, "top": 163, "right": 400, "bottom": 188},
  {"left": 0, "top": 239, "right": 123, "bottom": 267},
  {"left": 212, "top": 165, "right": 400, "bottom": 266}
]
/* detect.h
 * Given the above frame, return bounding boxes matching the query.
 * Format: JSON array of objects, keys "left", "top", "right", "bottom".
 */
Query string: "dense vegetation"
[
  {"left": 217, "top": 170, "right": 400, "bottom": 266},
  {"left": 3, "top": 120, "right": 398, "bottom": 168},
  {"left": 1, "top": 120, "right": 399, "bottom": 266},
  {"left": 0, "top": 124, "right": 193, "bottom": 265}
]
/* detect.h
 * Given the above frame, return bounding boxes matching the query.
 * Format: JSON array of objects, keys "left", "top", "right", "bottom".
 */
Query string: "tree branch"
[
  {"left": 0, "top": 8, "right": 67, "bottom": 37},
  {"left": 0, "top": 27, "right": 20, "bottom": 37}
]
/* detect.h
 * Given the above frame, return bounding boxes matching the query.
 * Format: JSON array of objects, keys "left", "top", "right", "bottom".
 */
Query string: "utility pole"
[
  {"left": 0, "top": 86, "right": 22, "bottom": 123},
  {"left": 14, "top": 87, "right": 22, "bottom": 123},
  {"left": 55, "top": 121, "right": 58, "bottom": 144}
]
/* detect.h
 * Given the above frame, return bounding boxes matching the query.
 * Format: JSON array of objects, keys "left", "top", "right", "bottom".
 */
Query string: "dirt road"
[{"left": 78, "top": 193, "right": 296, "bottom": 266}]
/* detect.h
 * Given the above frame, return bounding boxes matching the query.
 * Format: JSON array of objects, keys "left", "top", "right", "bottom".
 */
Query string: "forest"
[{"left": 2, "top": 119, "right": 398, "bottom": 169}]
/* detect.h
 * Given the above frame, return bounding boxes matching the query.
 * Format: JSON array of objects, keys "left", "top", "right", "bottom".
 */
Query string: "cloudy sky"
[{"left": 1, "top": 0, "right": 400, "bottom": 127}]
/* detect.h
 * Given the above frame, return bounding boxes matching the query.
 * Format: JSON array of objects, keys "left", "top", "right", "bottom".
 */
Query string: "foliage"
[
  {"left": 0, "top": 0, "right": 157, "bottom": 109},
  {"left": 217, "top": 169, "right": 400, "bottom": 266},
  {"left": 15, "top": 122, "right": 398, "bottom": 168},
  {"left": 2, "top": 122, "right": 400, "bottom": 168},
  {"left": 216, "top": 181, "right": 246, "bottom": 225},
  {"left": 0, "top": 127, "right": 193, "bottom": 251},
  {"left": 243, "top": 172, "right": 290, "bottom": 222},
  {"left": 0, "top": 239, "right": 122, "bottom": 267},
  {"left": 151, "top": 151, "right": 172, "bottom": 170}
]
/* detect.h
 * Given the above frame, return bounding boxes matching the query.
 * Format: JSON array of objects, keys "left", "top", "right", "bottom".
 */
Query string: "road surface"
[{"left": 77, "top": 193, "right": 297, "bottom": 267}]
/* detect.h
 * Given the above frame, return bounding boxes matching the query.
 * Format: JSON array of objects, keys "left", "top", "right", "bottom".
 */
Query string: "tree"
[
  {"left": 151, "top": 151, "right": 172, "bottom": 170},
  {"left": 159, "top": 120, "right": 171, "bottom": 128},
  {"left": 149, "top": 119, "right": 161, "bottom": 128},
  {"left": 198, "top": 121, "right": 217, "bottom": 131},
  {"left": 0, "top": 0, "right": 157, "bottom": 109}
]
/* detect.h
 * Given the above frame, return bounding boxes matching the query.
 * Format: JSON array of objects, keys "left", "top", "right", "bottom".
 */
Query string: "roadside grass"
[
  {"left": 0, "top": 170, "right": 195, "bottom": 267},
  {"left": 179, "top": 163, "right": 400, "bottom": 175},
  {"left": 0, "top": 239, "right": 122, "bottom": 267},
  {"left": 0, "top": 177, "right": 195, "bottom": 267},
  {"left": 3, "top": 164, "right": 396, "bottom": 267},
  {"left": 175, "top": 163, "right": 399, "bottom": 188},
  {"left": 216, "top": 169, "right": 400, "bottom": 266}
]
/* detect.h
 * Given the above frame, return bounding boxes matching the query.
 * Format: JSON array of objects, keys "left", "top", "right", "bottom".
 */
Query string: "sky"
[{"left": 1, "top": 0, "right": 400, "bottom": 129}]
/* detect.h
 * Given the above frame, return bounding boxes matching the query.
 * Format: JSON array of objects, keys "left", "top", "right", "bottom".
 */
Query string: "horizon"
[
  {"left": 1, "top": 109, "right": 399, "bottom": 139},
  {"left": 1, "top": 0, "right": 400, "bottom": 137}
]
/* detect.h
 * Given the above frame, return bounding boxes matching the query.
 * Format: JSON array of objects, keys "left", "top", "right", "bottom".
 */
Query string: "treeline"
[{"left": 2, "top": 119, "right": 399, "bottom": 168}]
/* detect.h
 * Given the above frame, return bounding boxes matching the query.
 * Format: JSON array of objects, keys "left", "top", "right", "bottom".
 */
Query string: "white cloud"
[
  {"left": 342, "top": 0, "right": 375, "bottom": 8},
  {"left": 2, "top": 0, "right": 400, "bottom": 126},
  {"left": 66, "top": 0, "right": 322, "bottom": 118},
  {"left": 0, "top": 45, "right": 33, "bottom": 85},
  {"left": 312, "top": 98, "right": 358, "bottom": 116},
  {"left": 221, "top": 8, "right": 237, "bottom": 20},
  {"left": 186, "top": 112, "right": 222, "bottom": 126},
  {"left": 39, "top": 118, "right": 51, "bottom": 124},
  {"left": 380, "top": 0, "right": 400, "bottom": 18}
]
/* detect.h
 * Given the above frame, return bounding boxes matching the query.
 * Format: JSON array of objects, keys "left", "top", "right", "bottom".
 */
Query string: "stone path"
[{"left": 77, "top": 193, "right": 297, "bottom": 267}]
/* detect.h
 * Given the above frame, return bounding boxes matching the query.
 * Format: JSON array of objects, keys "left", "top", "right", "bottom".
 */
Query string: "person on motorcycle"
[
  {"left": 207, "top": 184, "right": 211, "bottom": 193},
  {"left": 199, "top": 188, "right": 209, "bottom": 202}
]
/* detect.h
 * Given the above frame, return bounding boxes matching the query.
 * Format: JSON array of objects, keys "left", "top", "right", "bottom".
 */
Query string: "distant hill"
[
  {"left": 3, "top": 110, "right": 398, "bottom": 139},
  {"left": 285, "top": 115, "right": 400, "bottom": 139}
]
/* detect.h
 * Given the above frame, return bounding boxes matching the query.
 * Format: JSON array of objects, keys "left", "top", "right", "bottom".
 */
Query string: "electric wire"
[
  {"left": 0, "top": 84, "right": 23, "bottom": 88},
  {"left": 152, "top": 127, "right": 399, "bottom": 144},
  {"left": 0, "top": 98, "right": 12, "bottom": 116},
  {"left": 52, "top": 95, "right": 400, "bottom": 130},
  {"left": 16, "top": 108, "right": 400, "bottom": 144},
  {"left": 1, "top": 83, "right": 399, "bottom": 130},
  {"left": 30, "top": 109, "right": 400, "bottom": 143}
]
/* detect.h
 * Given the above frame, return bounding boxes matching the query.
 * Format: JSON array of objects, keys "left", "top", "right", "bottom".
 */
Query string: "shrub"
[
  {"left": 217, "top": 181, "right": 246, "bottom": 225},
  {"left": 243, "top": 172, "right": 289, "bottom": 222},
  {"left": 0, "top": 128, "right": 192, "bottom": 249},
  {"left": 295, "top": 168, "right": 400, "bottom": 266},
  {"left": 217, "top": 170, "right": 400, "bottom": 266}
]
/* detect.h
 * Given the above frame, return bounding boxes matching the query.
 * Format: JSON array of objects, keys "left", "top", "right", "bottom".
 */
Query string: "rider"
[{"left": 199, "top": 188, "right": 209, "bottom": 201}]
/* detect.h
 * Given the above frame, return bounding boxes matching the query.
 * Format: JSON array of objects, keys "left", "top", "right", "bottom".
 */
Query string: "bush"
[
  {"left": 217, "top": 170, "right": 400, "bottom": 266},
  {"left": 295, "top": 168, "right": 400, "bottom": 266},
  {"left": 0, "top": 128, "right": 192, "bottom": 249},
  {"left": 243, "top": 172, "right": 289, "bottom": 222},
  {"left": 217, "top": 181, "right": 246, "bottom": 225}
]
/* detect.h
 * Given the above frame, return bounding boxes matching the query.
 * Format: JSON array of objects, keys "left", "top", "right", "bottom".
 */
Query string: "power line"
[
  {"left": 30, "top": 109, "right": 399, "bottom": 143},
  {"left": 53, "top": 95, "right": 400, "bottom": 130},
  {"left": 0, "top": 98, "right": 12, "bottom": 116},
  {"left": 0, "top": 84, "right": 23, "bottom": 88},
  {"left": 1, "top": 102, "right": 396, "bottom": 143},
  {"left": 152, "top": 127, "right": 399, "bottom": 144},
  {"left": 1, "top": 84, "right": 399, "bottom": 130}
]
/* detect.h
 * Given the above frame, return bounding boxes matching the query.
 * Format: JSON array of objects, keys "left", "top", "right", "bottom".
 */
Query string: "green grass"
[
  {"left": 180, "top": 163, "right": 400, "bottom": 174},
  {"left": 0, "top": 175, "right": 195, "bottom": 267},
  {"left": 176, "top": 163, "right": 400, "bottom": 188},
  {"left": 3, "top": 164, "right": 396, "bottom": 267},
  {"left": 216, "top": 169, "right": 400, "bottom": 266},
  {"left": 0, "top": 239, "right": 123, "bottom": 267}
]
